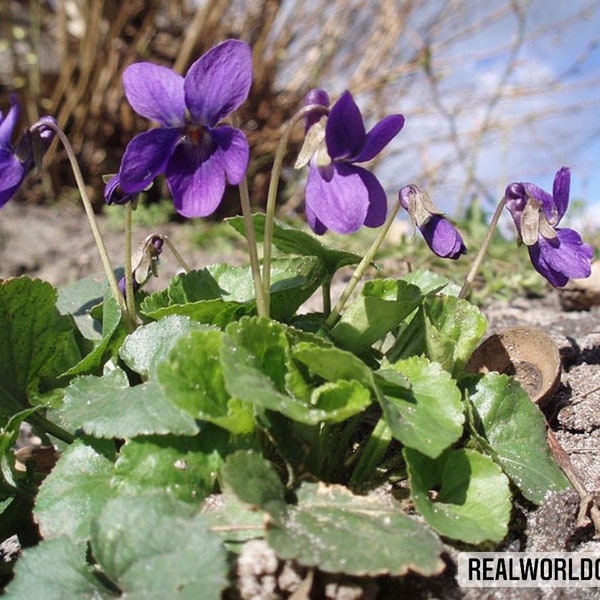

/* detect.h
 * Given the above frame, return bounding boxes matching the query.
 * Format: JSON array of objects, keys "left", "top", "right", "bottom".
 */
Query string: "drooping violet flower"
[
  {"left": 104, "top": 173, "right": 138, "bottom": 205},
  {"left": 0, "top": 96, "right": 55, "bottom": 208},
  {"left": 106, "top": 39, "right": 252, "bottom": 218},
  {"left": 504, "top": 167, "right": 593, "bottom": 287},
  {"left": 296, "top": 90, "right": 404, "bottom": 235},
  {"left": 399, "top": 184, "right": 466, "bottom": 259},
  {"left": 118, "top": 234, "right": 165, "bottom": 298}
]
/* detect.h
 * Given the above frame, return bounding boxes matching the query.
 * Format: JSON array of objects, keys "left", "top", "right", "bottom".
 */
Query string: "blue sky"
[{"left": 391, "top": 0, "right": 600, "bottom": 227}]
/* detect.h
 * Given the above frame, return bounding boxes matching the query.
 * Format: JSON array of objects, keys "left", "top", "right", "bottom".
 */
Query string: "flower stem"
[
  {"left": 262, "top": 103, "right": 329, "bottom": 316},
  {"left": 349, "top": 414, "right": 393, "bottom": 488},
  {"left": 325, "top": 202, "right": 400, "bottom": 329},
  {"left": 458, "top": 196, "right": 507, "bottom": 299},
  {"left": 28, "top": 412, "right": 75, "bottom": 445},
  {"left": 124, "top": 203, "right": 137, "bottom": 323},
  {"left": 238, "top": 177, "right": 267, "bottom": 318},
  {"left": 30, "top": 119, "right": 125, "bottom": 314},
  {"left": 161, "top": 236, "right": 191, "bottom": 273},
  {"left": 321, "top": 277, "right": 332, "bottom": 316}
]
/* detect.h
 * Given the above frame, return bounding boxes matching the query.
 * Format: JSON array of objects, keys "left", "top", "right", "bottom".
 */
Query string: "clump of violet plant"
[{"left": 0, "top": 38, "right": 595, "bottom": 598}]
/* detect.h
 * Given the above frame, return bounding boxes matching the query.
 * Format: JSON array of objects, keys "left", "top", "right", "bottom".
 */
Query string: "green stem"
[
  {"left": 30, "top": 119, "right": 125, "bottom": 313},
  {"left": 325, "top": 201, "right": 400, "bottom": 328},
  {"left": 161, "top": 236, "right": 191, "bottom": 273},
  {"left": 324, "top": 415, "right": 362, "bottom": 480},
  {"left": 124, "top": 203, "right": 137, "bottom": 324},
  {"left": 459, "top": 196, "right": 507, "bottom": 299},
  {"left": 321, "top": 276, "right": 332, "bottom": 316},
  {"left": 28, "top": 412, "right": 75, "bottom": 444},
  {"left": 238, "top": 177, "right": 267, "bottom": 318},
  {"left": 262, "top": 103, "right": 329, "bottom": 316},
  {"left": 349, "top": 415, "right": 393, "bottom": 488}
]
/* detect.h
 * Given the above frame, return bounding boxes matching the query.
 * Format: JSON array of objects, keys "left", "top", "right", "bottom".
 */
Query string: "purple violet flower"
[
  {"left": 399, "top": 184, "right": 466, "bottom": 259},
  {"left": 504, "top": 167, "right": 593, "bottom": 287},
  {"left": 107, "top": 39, "right": 252, "bottom": 218},
  {"left": 104, "top": 173, "right": 139, "bottom": 205},
  {"left": 0, "top": 96, "right": 55, "bottom": 208},
  {"left": 298, "top": 90, "right": 405, "bottom": 235}
]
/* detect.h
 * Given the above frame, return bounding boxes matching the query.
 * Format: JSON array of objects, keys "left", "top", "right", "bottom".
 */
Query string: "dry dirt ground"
[{"left": 2, "top": 201, "right": 600, "bottom": 599}]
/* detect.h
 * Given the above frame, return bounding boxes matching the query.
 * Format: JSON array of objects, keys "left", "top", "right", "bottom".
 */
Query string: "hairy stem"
[
  {"left": 325, "top": 202, "right": 400, "bottom": 328},
  {"left": 459, "top": 196, "right": 507, "bottom": 299},
  {"left": 161, "top": 236, "right": 191, "bottom": 273},
  {"left": 262, "top": 103, "right": 329, "bottom": 315},
  {"left": 238, "top": 177, "right": 267, "bottom": 318},
  {"left": 349, "top": 414, "right": 393, "bottom": 488},
  {"left": 123, "top": 203, "right": 137, "bottom": 323},
  {"left": 30, "top": 119, "right": 126, "bottom": 315},
  {"left": 28, "top": 412, "right": 75, "bottom": 445}
]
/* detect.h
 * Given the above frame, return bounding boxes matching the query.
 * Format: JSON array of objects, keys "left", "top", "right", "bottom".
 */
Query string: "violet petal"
[
  {"left": 123, "top": 63, "right": 186, "bottom": 127},
  {"left": 305, "top": 199, "right": 328, "bottom": 235},
  {"left": 184, "top": 39, "right": 252, "bottom": 126},
  {"left": 211, "top": 126, "right": 249, "bottom": 185},
  {"left": 552, "top": 167, "right": 571, "bottom": 222},
  {"left": 167, "top": 144, "right": 226, "bottom": 218},
  {"left": 538, "top": 228, "right": 593, "bottom": 282},
  {"left": 0, "top": 98, "right": 19, "bottom": 148},
  {"left": 351, "top": 114, "right": 405, "bottom": 163},
  {"left": 420, "top": 216, "right": 466, "bottom": 259},
  {"left": 357, "top": 166, "right": 388, "bottom": 228},
  {"left": 0, "top": 153, "right": 25, "bottom": 207},
  {"left": 305, "top": 162, "right": 370, "bottom": 233},
  {"left": 326, "top": 91, "right": 366, "bottom": 160},
  {"left": 119, "top": 127, "right": 181, "bottom": 192}
]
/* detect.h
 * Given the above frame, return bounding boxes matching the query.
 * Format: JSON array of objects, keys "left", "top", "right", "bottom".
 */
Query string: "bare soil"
[{"left": 2, "top": 201, "right": 600, "bottom": 599}]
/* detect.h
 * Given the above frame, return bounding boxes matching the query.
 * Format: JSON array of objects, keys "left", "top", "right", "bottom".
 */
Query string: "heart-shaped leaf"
[
  {"left": 467, "top": 372, "right": 569, "bottom": 503},
  {"left": 377, "top": 355, "right": 464, "bottom": 458},
  {"left": 405, "top": 447, "right": 511, "bottom": 544},
  {"left": 60, "top": 368, "right": 198, "bottom": 438},
  {"left": 0, "top": 278, "right": 81, "bottom": 419}
]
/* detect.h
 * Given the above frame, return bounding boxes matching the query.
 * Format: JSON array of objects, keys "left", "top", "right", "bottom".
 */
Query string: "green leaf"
[
  {"left": 377, "top": 356, "right": 464, "bottom": 458},
  {"left": 0, "top": 278, "right": 81, "bottom": 419},
  {"left": 220, "top": 318, "right": 317, "bottom": 423},
  {"left": 200, "top": 492, "right": 265, "bottom": 548},
  {"left": 56, "top": 273, "right": 107, "bottom": 341},
  {"left": 227, "top": 213, "right": 362, "bottom": 275},
  {"left": 119, "top": 315, "right": 212, "bottom": 378},
  {"left": 219, "top": 450, "right": 286, "bottom": 518},
  {"left": 34, "top": 440, "right": 116, "bottom": 548},
  {"left": 468, "top": 372, "right": 569, "bottom": 503},
  {"left": 91, "top": 493, "right": 227, "bottom": 599},
  {"left": 405, "top": 447, "right": 511, "bottom": 544},
  {"left": 292, "top": 341, "right": 376, "bottom": 389},
  {"left": 423, "top": 295, "right": 487, "bottom": 372},
  {"left": 60, "top": 368, "right": 199, "bottom": 438},
  {"left": 330, "top": 278, "right": 424, "bottom": 353},
  {"left": 139, "top": 268, "right": 247, "bottom": 324},
  {"left": 0, "top": 407, "right": 40, "bottom": 488},
  {"left": 168, "top": 267, "right": 228, "bottom": 302},
  {"left": 267, "top": 482, "right": 444, "bottom": 577},
  {"left": 400, "top": 268, "right": 459, "bottom": 296},
  {"left": 308, "top": 380, "right": 372, "bottom": 423},
  {"left": 57, "top": 274, "right": 127, "bottom": 377},
  {"left": 157, "top": 329, "right": 255, "bottom": 434},
  {"left": 112, "top": 431, "right": 230, "bottom": 504},
  {"left": 208, "top": 257, "right": 325, "bottom": 321},
  {"left": 141, "top": 296, "right": 251, "bottom": 326},
  {"left": 141, "top": 258, "right": 324, "bottom": 323},
  {"left": 3, "top": 536, "right": 117, "bottom": 599},
  {"left": 388, "top": 295, "right": 487, "bottom": 374},
  {"left": 64, "top": 295, "right": 124, "bottom": 377}
]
